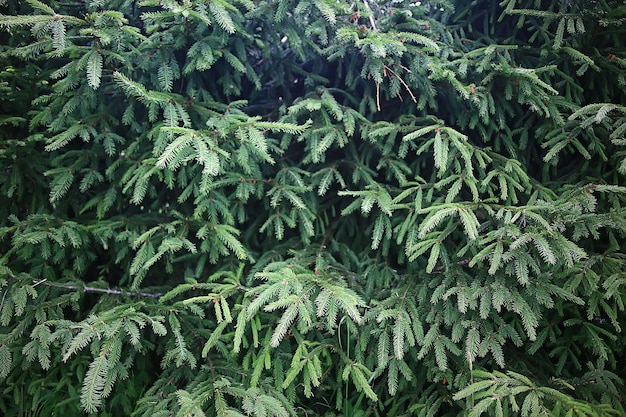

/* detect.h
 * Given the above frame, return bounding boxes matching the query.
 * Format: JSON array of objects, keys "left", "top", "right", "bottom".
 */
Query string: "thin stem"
[
  {"left": 361, "top": 0, "right": 377, "bottom": 31},
  {"left": 37, "top": 280, "right": 162, "bottom": 298},
  {"left": 384, "top": 64, "right": 417, "bottom": 103}
]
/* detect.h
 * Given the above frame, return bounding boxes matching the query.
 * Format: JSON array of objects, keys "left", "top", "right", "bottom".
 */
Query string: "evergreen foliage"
[{"left": 1, "top": 0, "right": 625, "bottom": 415}]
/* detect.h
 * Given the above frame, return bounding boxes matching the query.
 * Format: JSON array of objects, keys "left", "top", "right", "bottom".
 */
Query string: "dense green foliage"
[{"left": 1, "top": 0, "right": 626, "bottom": 415}]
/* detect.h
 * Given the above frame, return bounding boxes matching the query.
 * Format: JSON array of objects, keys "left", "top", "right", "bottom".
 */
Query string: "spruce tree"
[{"left": 1, "top": 0, "right": 625, "bottom": 416}]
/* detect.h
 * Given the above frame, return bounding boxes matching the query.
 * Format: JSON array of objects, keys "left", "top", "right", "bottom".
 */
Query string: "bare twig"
[
  {"left": 384, "top": 64, "right": 417, "bottom": 103},
  {"left": 0, "top": 289, "right": 7, "bottom": 315},
  {"left": 361, "top": 0, "right": 377, "bottom": 31},
  {"left": 37, "top": 279, "right": 162, "bottom": 298}
]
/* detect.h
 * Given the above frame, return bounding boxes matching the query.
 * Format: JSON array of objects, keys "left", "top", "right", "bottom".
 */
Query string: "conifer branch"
[{"left": 2, "top": 0, "right": 626, "bottom": 415}]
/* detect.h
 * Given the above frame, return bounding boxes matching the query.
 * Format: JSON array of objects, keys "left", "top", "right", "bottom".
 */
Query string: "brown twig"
[{"left": 384, "top": 64, "right": 417, "bottom": 103}]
